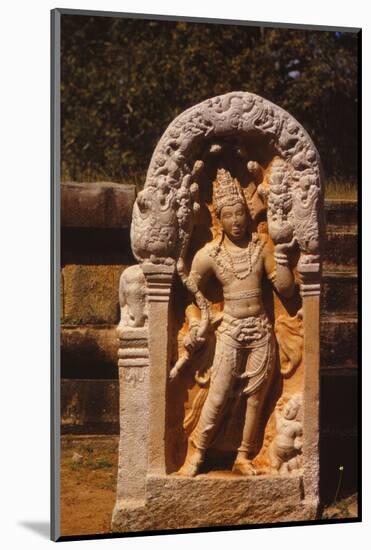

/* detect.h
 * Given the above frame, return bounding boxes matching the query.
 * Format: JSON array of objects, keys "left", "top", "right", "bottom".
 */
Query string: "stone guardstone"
[{"left": 111, "top": 91, "right": 324, "bottom": 532}]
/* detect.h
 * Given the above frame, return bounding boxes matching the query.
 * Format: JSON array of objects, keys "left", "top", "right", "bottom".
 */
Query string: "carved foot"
[
  {"left": 232, "top": 457, "right": 257, "bottom": 476},
  {"left": 177, "top": 449, "right": 204, "bottom": 477}
]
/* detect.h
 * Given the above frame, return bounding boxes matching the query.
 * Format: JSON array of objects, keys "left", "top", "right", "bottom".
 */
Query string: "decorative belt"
[
  {"left": 223, "top": 288, "right": 262, "bottom": 301},
  {"left": 218, "top": 312, "right": 272, "bottom": 348}
]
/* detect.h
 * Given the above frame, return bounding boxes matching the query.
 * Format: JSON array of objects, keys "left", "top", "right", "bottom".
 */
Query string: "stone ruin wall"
[{"left": 60, "top": 179, "right": 357, "bottom": 497}]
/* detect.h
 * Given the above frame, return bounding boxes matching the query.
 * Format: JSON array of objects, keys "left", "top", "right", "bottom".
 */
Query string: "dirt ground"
[{"left": 60, "top": 435, "right": 359, "bottom": 537}]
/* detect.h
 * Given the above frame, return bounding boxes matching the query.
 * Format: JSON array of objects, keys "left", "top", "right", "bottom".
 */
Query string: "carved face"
[
  {"left": 283, "top": 401, "right": 299, "bottom": 420},
  {"left": 219, "top": 202, "right": 248, "bottom": 241}
]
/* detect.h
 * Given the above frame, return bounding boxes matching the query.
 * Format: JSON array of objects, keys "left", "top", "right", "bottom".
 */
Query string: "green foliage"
[{"left": 61, "top": 15, "right": 358, "bottom": 184}]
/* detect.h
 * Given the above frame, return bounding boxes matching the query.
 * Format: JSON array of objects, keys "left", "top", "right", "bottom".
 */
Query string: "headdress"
[{"left": 212, "top": 168, "right": 246, "bottom": 217}]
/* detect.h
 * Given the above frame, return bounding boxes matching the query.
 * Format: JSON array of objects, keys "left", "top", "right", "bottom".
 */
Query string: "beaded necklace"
[{"left": 210, "top": 234, "right": 264, "bottom": 280}]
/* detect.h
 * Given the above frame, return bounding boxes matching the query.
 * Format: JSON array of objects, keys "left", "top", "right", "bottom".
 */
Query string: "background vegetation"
[{"left": 61, "top": 15, "right": 358, "bottom": 193}]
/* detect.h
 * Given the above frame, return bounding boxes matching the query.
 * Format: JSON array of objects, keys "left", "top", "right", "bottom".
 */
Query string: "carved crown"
[{"left": 212, "top": 168, "right": 246, "bottom": 216}]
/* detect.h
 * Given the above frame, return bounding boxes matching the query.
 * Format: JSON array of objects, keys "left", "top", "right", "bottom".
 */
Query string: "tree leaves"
[{"left": 61, "top": 16, "right": 358, "bottom": 182}]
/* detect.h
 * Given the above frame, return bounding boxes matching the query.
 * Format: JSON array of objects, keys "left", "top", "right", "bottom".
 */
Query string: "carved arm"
[{"left": 264, "top": 239, "right": 296, "bottom": 298}]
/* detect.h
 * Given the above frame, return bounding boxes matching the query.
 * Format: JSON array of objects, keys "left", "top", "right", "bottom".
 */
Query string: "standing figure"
[{"left": 174, "top": 168, "right": 296, "bottom": 476}]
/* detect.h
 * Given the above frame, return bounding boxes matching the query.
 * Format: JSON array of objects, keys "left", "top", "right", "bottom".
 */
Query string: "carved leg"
[
  {"left": 234, "top": 336, "right": 276, "bottom": 475},
  {"left": 233, "top": 392, "right": 261, "bottom": 475},
  {"left": 181, "top": 342, "right": 240, "bottom": 476},
  {"left": 268, "top": 442, "right": 283, "bottom": 474}
]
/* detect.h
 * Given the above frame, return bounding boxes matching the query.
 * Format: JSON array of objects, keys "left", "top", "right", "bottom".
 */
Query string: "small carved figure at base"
[{"left": 269, "top": 393, "right": 303, "bottom": 475}]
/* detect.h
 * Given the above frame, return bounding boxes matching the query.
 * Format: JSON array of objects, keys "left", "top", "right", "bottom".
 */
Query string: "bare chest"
[{"left": 209, "top": 241, "right": 265, "bottom": 291}]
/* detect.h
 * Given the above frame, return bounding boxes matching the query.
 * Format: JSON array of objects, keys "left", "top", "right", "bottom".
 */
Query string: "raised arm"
[{"left": 263, "top": 238, "right": 295, "bottom": 298}]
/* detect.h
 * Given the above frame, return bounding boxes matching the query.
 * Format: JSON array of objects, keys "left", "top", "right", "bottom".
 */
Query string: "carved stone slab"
[{"left": 112, "top": 91, "right": 323, "bottom": 531}]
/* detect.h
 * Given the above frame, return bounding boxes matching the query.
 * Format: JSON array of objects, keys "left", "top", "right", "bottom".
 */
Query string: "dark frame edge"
[
  {"left": 50, "top": 9, "right": 361, "bottom": 541},
  {"left": 53, "top": 7, "right": 361, "bottom": 33},
  {"left": 51, "top": 7, "right": 61, "bottom": 543}
]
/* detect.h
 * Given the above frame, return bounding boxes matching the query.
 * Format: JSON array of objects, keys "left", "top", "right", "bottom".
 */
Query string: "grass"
[{"left": 60, "top": 435, "right": 358, "bottom": 536}]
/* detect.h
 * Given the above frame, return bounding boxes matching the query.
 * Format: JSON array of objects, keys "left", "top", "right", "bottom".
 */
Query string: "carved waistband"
[
  {"left": 218, "top": 312, "right": 272, "bottom": 349},
  {"left": 223, "top": 288, "right": 262, "bottom": 301}
]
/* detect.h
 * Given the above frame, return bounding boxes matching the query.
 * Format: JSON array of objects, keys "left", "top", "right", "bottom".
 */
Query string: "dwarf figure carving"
[{"left": 269, "top": 393, "right": 303, "bottom": 474}]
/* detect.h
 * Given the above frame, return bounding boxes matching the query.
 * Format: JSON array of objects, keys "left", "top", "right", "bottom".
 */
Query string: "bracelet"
[{"left": 274, "top": 251, "right": 289, "bottom": 266}]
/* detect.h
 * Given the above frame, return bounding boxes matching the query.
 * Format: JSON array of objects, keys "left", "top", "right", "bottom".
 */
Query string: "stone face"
[
  {"left": 61, "top": 181, "right": 136, "bottom": 228},
  {"left": 62, "top": 264, "right": 124, "bottom": 324},
  {"left": 112, "top": 474, "right": 315, "bottom": 532},
  {"left": 113, "top": 91, "right": 324, "bottom": 530}
]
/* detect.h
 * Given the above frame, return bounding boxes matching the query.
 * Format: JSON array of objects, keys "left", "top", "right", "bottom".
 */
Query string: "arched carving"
[{"left": 131, "top": 91, "right": 323, "bottom": 266}]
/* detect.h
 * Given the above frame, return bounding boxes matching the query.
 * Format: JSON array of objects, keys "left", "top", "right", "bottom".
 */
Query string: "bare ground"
[{"left": 60, "top": 435, "right": 358, "bottom": 537}]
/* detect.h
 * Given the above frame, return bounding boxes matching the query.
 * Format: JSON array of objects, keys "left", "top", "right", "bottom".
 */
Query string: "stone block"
[
  {"left": 62, "top": 264, "right": 124, "bottom": 324},
  {"left": 112, "top": 474, "right": 315, "bottom": 532},
  {"left": 321, "top": 369, "right": 358, "bottom": 433},
  {"left": 320, "top": 314, "right": 357, "bottom": 367},
  {"left": 61, "top": 181, "right": 136, "bottom": 229},
  {"left": 324, "top": 199, "right": 357, "bottom": 230},
  {"left": 61, "top": 379, "right": 119, "bottom": 434},
  {"left": 61, "top": 326, "right": 118, "bottom": 378},
  {"left": 62, "top": 227, "right": 134, "bottom": 266},
  {"left": 321, "top": 270, "right": 357, "bottom": 314},
  {"left": 324, "top": 230, "right": 357, "bottom": 266}
]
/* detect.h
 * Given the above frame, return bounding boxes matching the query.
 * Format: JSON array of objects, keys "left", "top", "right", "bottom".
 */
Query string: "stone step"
[
  {"left": 321, "top": 270, "right": 357, "bottom": 314},
  {"left": 324, "top": 230, "right": 357, "bottom": 266},
  {"left": 61, "top": 313, "right": 358, "bottom": 379},
  {"left": 324, "top": 199, "right": 358, "bottom": 230},
  {"left": 320, "top": 314, "right": 358, "bottom": 368}
]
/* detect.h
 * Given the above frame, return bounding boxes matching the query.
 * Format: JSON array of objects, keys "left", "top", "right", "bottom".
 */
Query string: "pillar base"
[{"left": 111, "top": 472, "right": 319, "bottom": 533}]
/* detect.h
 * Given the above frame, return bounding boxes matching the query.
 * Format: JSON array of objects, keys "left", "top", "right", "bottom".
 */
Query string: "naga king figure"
[{"left": 172, "top": 168, "right": 296, "bottom": 476}]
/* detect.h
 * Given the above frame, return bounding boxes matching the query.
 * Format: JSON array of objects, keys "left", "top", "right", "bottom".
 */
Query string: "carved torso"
[{"left": 191, "top": 234, "right": 271, "bottom": 319}]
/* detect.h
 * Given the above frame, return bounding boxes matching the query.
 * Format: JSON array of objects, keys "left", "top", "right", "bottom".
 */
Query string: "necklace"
[{"left": 221, "top": 236, "right": 263, "bottom": 280}]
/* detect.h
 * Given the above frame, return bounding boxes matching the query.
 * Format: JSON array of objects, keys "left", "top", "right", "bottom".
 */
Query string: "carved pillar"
[
  {"left": 115, "top": 327, "right": 149, "bottom": 507},
  {"left": 299, "top": 259, "right": 321, "bottom": 512},
  {"left": 142, "top": 263, "right": 175, "bottom": 475}
]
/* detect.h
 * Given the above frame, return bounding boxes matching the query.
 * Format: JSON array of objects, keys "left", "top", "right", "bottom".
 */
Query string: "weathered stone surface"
[
  {"left": 113, "top": 91, "right": 324, "bottom": 530},
  {"left": 62, "top": 265, "right": 124, "bottom": 324},
  {"left": 324, "top": 199, "right": 357, "bottom": 229},
  {"left": 324, "top": 230, "right": 357, "bottom": 266},
  {"left": 61, "top": 326, "right": 118, "bottom": 378},
  {"left": 61, "top": 181, "right": 136, "bottom": 228},
  {"left": 321, "top": 369, "right": 357, "bottom": 434},
  {"left": 320, "top": 314, "right": 357, "bottom": 367},
  {"left": 112, "top": 473, "right": 315, "bottom": 532},
  {"left": 60, "top": 313, "right": 357, "bottom": 380},
  {"left": 60, "top": 368, "right": 358, "bottom": 438},
  {"left": 61, "top": 379, "right": 119, "bottom": 434},
  {"left": 321, "top": 270, "right": 357, "bottom": 313},
  {"left": 62, "top": 227, "right": 134, "bottom": 266}
]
